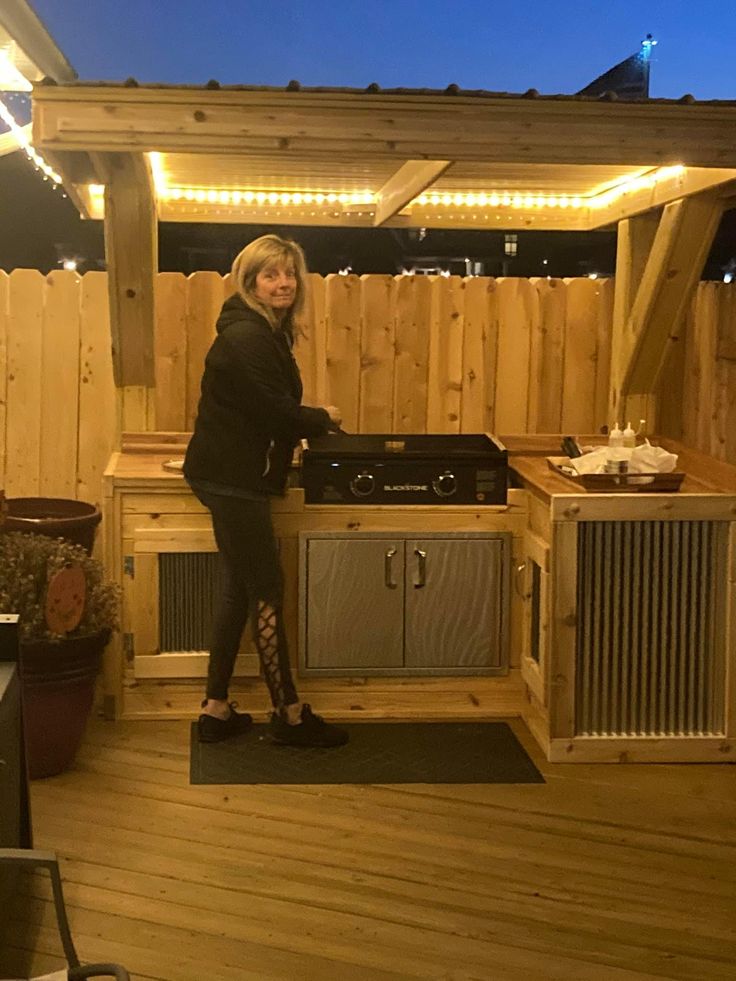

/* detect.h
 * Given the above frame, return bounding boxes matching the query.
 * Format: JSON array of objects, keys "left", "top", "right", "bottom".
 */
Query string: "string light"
[{"left": 0, "top": 97, "right": 63, "bottom": 185}]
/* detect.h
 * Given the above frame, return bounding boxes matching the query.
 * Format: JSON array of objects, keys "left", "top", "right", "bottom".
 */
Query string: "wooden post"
[
  {"left": 95, "top": 152, "right": 158, "bottom": 405},
  {"left": 549, "top": 520, "right": 578, "bottom": 741},
  {"left": 610, "top": 212, "right": 659, "bottom": 427}
]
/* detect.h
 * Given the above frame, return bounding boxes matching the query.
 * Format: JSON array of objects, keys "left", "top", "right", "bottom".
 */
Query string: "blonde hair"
[{"left": 230, "top": 234, "right": 309, "bottom": 331}]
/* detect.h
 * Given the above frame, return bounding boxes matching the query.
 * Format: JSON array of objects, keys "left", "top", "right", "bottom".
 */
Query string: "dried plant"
[{"left": 0, "top": 531, "right": 120, "bottom": 644}]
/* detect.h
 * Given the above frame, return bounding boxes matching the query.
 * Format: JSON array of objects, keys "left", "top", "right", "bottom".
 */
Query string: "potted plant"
[{"left": 0, "top": 531, "right": 120, "bottom": 778}]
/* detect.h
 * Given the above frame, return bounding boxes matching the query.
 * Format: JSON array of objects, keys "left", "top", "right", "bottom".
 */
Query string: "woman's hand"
[{"left": 324, "top": 405, "right": 342, "bottom": 428}]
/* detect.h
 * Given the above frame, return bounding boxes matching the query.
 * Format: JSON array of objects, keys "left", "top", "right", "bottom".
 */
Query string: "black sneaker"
[
  {"left": 270, "top": 703, "right": 349, "bottom": 748},
  {"left": 197, "top": 701, "right": 253, "bottom": 743}
]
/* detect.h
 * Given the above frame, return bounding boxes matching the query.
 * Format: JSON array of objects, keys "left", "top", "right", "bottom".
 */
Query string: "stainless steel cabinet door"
[
  {"left": 404, "top": 538, "right": 504, "bottom": 669},
  {"left": 305, "top": 538, "right": 404, "bottom": 669}
]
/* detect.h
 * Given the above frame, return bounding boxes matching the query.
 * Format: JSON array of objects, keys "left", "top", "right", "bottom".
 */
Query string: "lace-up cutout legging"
[{"left": 193, "top": 490, "right": 298, "bottom": 713}]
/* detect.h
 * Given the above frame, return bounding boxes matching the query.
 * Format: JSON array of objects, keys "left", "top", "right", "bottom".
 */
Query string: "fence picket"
[
  {"left": 6, "top": 270, "right": 44, "bottom": 496},
  {"left": 461, "top": 277, "right": 491, "bottom": 433},
  {"left": 494, "top": 278, "right": 535, "bottom": 434},
  {"left": 325, "top": 273, "right": 361, "bottom": 432},
  {"left": 427, "top": 275, "right": 464, "bottom": 433},
  {"left": 0, "top": 271, "right": 8, "bottom": 490},
  {"left": 594, "top": 278, "right": 614, "bottom": 432},
  {"left": 78, "top": 272, "right": 117, "bottom": 506},
  {"left": 294, "top": 272, "right": 326, "bottom": 409},
  {"left": 359, "top": 274, "right": 396, "bottom": 433},
  {"left": 185, "top": 272, "right": 223, "bottom": 429},
  {"left": 393, "top": 274, "right": 430, "bottom": 433},
  {"left": 40, "top": 271, "right": 80, "bottom": 498},
  {"left": 155, "top": 273, "right": 188, "bottom": 430},
  {"left": 529, "top": 278, "right": 565, "bottom": 433},
  {"left": 562, "top": 278, "right": 601, "bottom": 435}
]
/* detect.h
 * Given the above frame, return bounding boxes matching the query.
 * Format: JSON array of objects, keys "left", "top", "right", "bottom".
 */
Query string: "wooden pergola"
[{"left": 31, "top": 82, "right": 736, "bottom": 427}]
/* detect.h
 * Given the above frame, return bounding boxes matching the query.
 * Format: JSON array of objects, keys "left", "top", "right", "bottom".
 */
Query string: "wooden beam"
[
  {"left": 589, "top": 168, "right": 736, "bottom": 229},
  {"left": 609, "top": 211, "right": 660, "bottom": 423},
  {"left": 33, "top": 86, "right": 736, "bottom": 168},
  {"left": 37, "top": 147, "right": 97, "bottom": 219},
  {"left": 610, "top": 189, "right": 725, "bottom": 413},
  {"left": 93, "top": 152, "right": 158, "bottom": 387},
  {"left": 373, "top": 160, "right": 451, "bottom": 226}
]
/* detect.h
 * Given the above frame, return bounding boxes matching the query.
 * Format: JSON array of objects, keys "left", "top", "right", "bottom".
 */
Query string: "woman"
[{"left": 184, "top": 234, "right": 347, "bottom": 748}]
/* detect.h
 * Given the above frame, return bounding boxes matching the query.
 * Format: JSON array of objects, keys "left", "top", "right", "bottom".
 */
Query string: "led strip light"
[
  {"left": 85, "top": 161, "right": 688, "bottom": 220},
  {"left": 146, "top": 164, "right": 684, "bottom": 212}
]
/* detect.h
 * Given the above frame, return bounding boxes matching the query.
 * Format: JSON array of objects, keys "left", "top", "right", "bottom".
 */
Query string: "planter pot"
[
  {"left": 19, "top": 630, "right": 110, "bottom": 779},
  {"left": 3, "top": 497, "right": 102, "bottom": 555}
]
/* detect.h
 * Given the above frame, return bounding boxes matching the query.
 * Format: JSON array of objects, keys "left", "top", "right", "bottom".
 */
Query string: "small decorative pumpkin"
[{"left": 45, "top": 562, "right": 86, "bottom": 634}]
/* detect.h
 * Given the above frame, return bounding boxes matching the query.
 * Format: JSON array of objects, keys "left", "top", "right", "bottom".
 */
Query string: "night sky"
[{"left": 29, "top": 0, "right": 736, "bottom": 99}]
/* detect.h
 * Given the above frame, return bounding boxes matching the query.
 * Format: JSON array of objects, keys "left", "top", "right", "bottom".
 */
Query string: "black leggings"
[{"left": 193, "top": 489, "right": 298, "bottom": 712}]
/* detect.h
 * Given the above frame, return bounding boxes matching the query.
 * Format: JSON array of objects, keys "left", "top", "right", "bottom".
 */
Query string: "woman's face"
[{"left": 253, "top": 258, "right": 297, "bottom": 314}]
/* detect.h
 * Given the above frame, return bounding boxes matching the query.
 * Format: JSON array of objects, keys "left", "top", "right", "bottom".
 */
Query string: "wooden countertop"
[
  {"left": 105, "top": 435, "right": 736, "bottom": 519},
  {"left": 103, "top": 451, "right": 527, "bottom": 513},
  {"left": 506, "top": 437, "right": 736, "bottom": 498},
  {"left": 504, "top": 437, "right": 736, "bottom": 521}
]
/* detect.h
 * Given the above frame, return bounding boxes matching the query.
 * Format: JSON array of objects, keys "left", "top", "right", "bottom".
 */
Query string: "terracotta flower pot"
[
  {"left": 19, "top": 630, "right": 110, "bottom": 779},
  {"left": 3, "top": 497, "right": 102, "bottom": 555}
]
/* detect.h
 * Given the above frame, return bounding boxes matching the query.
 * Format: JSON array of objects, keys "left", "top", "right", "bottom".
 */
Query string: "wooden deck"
[{"left": 4, "top": 716, "right": 736, "bottom": 980}]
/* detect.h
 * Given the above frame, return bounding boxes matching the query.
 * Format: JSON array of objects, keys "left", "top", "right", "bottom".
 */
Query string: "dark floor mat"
[{"left": 190, "top": 721, "right": 544, "bottom": 785}]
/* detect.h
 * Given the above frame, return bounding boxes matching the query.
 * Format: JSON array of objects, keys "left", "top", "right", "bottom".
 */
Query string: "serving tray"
[{"left": 547, "top": 457, "right": 685, "bottom": 493}]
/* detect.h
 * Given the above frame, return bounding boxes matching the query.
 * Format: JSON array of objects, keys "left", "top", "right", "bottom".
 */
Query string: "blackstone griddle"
[{"left": 301, "top": 433, "right": 508, "bottom": 505}]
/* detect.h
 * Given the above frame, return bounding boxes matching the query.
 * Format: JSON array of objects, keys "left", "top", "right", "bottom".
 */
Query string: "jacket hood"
[{"left": 216, "top": 294, "right": 269, "bottom": 334}]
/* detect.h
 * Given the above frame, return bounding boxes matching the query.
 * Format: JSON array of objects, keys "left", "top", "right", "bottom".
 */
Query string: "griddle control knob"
[
  {"left": 432, "top": 470, "right": 457, "bottom": 498},
  {"left": 350, "top": 470, "right": 375, "bottom": 497}
]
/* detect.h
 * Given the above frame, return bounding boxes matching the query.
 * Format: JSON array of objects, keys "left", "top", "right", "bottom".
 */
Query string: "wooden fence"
[{"left": 1, "top": 269, "right": 734, "bottom": 507}]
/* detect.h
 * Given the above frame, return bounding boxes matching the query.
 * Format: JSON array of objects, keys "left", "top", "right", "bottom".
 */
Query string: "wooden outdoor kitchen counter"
[
  {"left": 102, "top": 445, "right": 528, "bottom": 724},
  {"left": 102, "top": 439, "right": 736, "bottom": 762}
]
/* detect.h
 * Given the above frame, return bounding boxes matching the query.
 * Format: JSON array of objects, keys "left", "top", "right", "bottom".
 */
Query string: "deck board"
[{"left": 4, "top": 717, "right": 736, "bottom": 980}]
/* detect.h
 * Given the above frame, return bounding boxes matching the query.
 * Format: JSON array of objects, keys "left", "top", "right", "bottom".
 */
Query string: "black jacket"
[{"left": 184, "top": 295, "right": 330, "bottom": 495}]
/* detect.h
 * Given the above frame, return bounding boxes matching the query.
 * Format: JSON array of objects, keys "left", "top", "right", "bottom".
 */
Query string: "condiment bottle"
[
  {"left": 623, "top": 422, "right": 636, "bottom": 448},
  {"left": 606, "top": 422, "right": 627, "bottom": 473}
]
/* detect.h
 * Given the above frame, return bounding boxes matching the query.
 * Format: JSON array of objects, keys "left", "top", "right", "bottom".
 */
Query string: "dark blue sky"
[{"left": 31, "top": 0, "right": 735, "bottom": 100}]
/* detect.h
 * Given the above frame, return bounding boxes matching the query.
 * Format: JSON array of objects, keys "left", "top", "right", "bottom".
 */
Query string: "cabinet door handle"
[
  {"left": 414, "top": 548, "right": 427, "bottom": 588},
  {"left": 384, "top": 547, "right": 398, "bottom": 589}
]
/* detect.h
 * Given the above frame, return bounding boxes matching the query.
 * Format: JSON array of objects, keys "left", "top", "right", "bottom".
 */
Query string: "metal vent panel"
[
  {"left": 159, "top": 552, "right": 220, "bottom": 652},
  {"left": 576, "top": 521, "right": 727, "bottom": 737}
]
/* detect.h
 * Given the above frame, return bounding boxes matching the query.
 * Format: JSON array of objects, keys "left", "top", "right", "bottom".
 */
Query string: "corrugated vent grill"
[
  {"left": 159, "top": 553, "right": 220, "bottom": 652},
  {"left": 576, "top": 521, "right": 727, "bottom": 737}
]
